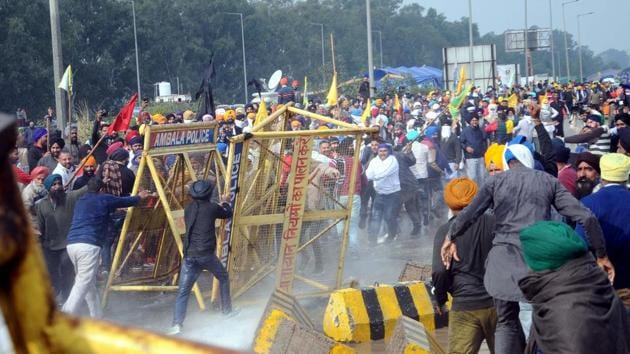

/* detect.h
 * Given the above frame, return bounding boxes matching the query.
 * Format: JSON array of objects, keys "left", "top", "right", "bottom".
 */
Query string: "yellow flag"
[
  {"left": 58, "top": 65, "right": 72, "bottom": 95},
  {"left": 361, "top": 99, "right": 371, "bottom": 126},
  {"left": 254, "top": 99, "right": 268, "bottom": 127},
  {"left": 394, "top": 93, "right": 402, "bottom": 115},
  {"left": 455, "top": 66, "right": 466, "bottom": 96},
  {"left": 326, "top": 71, "right": 338, "bottom": 106},
  {"left": 507, "top": 93, "right": 518, "bottom": 109},
  {"left": 302, "top": 76, "right": 308, "bottom": 107}
]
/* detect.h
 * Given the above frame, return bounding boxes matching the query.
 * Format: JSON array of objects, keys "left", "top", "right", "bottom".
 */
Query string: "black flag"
[
  {"left": 247, "top": 78, "right": 263, "bottom": 100},
  {"left": 195, "top": 54, "right": 216, "bottom": 121}
]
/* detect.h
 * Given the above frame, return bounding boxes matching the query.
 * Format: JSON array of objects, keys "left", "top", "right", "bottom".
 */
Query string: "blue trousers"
[
  {"left": 172, "top": 254, "right": 231, "bottom": 326},
  {"left": 368, "top": 191, "right": 401, "bottom": 242}
]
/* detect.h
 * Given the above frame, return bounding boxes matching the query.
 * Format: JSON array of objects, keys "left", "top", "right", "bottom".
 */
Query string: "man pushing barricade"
[{"left": 168, "top": 179, "right": 235, "bottom": 335}]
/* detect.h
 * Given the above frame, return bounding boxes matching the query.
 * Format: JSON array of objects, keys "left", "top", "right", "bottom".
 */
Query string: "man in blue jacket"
[
  {"left": 577, "top": 153, "right": 630, "bottom": 313},
  {"left": 61, "top": 178, "right": 149, "bottom": 318},
  {"left": 460, "top": 116, "right": 487, "bottom": 186}
]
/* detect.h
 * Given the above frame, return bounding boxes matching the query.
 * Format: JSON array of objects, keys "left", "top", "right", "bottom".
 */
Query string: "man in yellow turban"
[
  {"left": 484, "top": 143, "right": 505, "bottom": 176},
  {"left": 433, "top": 176, "right": 497, "bottom": 354}
]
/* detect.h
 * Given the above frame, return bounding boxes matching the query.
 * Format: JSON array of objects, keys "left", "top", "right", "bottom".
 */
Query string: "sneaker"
[
  {"left": 167, "top": 324, "right": 182, "bottom": 335},
  {"left": 223, "top": 308, "right": 241, "bottom": 318}
]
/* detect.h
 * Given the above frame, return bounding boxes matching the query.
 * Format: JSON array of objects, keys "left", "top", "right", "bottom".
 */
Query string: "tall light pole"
[
  {"left": 48, "top": 0, "right": 67, "bottom": 132},
  {"left": 131, "top": 0, "right": 141, "bottom": 100},
  {"left": 226, "top": 12, "right": 248, "bottom": 103},
  {"left": 468, "top": 0, "right": 475, "bottom": 87},
  {"left": 562, "top": 0, "right": 579, "bottom": 82},
  {"left": 366, "top": 0, "right": 375, "bottom": 97},
  {"left": 524, "top": 0, "right": 529, "bottom": 84},
  {"left": 548, "top": 0, "right": 555, "bottom": 82},
  {"left": 372, "top": 30, "right": 383, "bottom": 67},
  {"left": 310, "top": 23, "right": 325, "bottom": 86},
  {"left": 577, "top": 11, "right": 594, "bottom": 83}
]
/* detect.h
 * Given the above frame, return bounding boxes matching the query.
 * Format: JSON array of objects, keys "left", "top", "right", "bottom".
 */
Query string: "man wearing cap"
[
  {"left": 169, "top": 180, "right": 234, "bottom": 334},
  {"left": 73, "top": 156, "right": 97, "bottom": 190},
  {"left": 564, "top": 114, "right": 611, "bottom": 155},
  {"left": 433, "top": 177, "right": 497, "bottom": 354},
  {"left": 62, "top": 178, "right": 150, "bottom": 318},
  {"left": 460, "top": 116, "right": 487, "bottom": 186},
  {"left": 441, "top": 143, "right": 613, "bottom": 354},
  {"left": 28, "top": 128, "right": 48, "bottom": 172},
  {"left": 35, "top": 174, "right": 88, "bottom": 303},
  {"left": 577, "top": 153, "right": 630, "bottom": 312},
  {"left": 575, "top": 152, "right": 601, "bottom": 199}
]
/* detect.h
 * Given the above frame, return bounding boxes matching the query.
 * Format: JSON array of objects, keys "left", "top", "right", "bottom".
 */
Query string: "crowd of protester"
[{"left": 9, "top": 76, "right": 630, "bottom": 352}]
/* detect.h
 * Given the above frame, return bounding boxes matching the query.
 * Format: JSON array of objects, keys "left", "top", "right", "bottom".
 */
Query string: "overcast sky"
[{"left": 406, "top": 0, "right": 628, "bottom": 54}]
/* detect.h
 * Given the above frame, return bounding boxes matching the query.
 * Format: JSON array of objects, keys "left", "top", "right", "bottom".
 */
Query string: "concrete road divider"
[{"left": 322, "top": 282, "right": 449, "bottom": 343}]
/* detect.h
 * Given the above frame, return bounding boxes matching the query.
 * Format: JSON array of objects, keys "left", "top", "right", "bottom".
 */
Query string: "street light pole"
[
  {"left": 366, "top": 0, "right": 375, "bottom": 97},
  {"left": 226, "top": 12, "right": 248, "bottom": 103},
  {"left": 48, "top": 0, "right": 67, "bottom": 132},
  {"left": 468, "top": 0, "right": 475, "bottom": 87},
  {"left": 562, "top": 0, "right": 579, "bottom": 82},
  {"left": 131, "top": 0, "right": 141, "bottom": 100},
  {"left": 372, "top": 30, "right": 383, "bottom": 67},
  {"left": 309, "top": 23, "right": 325, "bottom": 87},
  {"left": 577, "top": 11, "right": 594, "bottom": 83},
  {"left": 524, "top": 0, "right": 529, "bottom": 84},
  {"left": 548, "top": 0, "right": 555, "bottom": 82}
]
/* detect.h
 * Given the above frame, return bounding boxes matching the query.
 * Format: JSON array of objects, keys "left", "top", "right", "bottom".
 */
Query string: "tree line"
[{"left": 0, "top": 0, "right": 618, "bottom": 120}]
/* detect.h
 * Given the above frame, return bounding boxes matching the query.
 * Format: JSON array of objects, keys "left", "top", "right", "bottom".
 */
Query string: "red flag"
[{"left": 107, "top": 93, "right": 138, "bottom": 135}]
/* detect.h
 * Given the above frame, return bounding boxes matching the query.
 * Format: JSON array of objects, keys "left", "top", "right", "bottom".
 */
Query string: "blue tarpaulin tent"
[{"left": 363, "top": 66, "right": 443, "bottom": 87}]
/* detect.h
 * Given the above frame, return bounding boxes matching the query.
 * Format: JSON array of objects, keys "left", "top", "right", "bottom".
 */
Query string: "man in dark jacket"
[
  {"left": 35, "top": 174, "right": 87, "bottom": 303},
  {"left": 460, "top": 116, "right": 487, "bottom": 186},
  {"left": 169, "top": 180, "right": 234, "bottom": 335},
  {"left": 394, "top": 143, "right": 421, "bottom": 235},
  {"left": 433, "top": 177, "right": 496, "bottom": 354},
  {"left": 62, "top": 178, "right": 148, "bottom": 318}
]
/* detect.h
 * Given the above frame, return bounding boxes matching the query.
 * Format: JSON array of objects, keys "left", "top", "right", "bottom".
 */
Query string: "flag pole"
[{"left": 330, "top": 33, "right": 336, "bottom": 75}]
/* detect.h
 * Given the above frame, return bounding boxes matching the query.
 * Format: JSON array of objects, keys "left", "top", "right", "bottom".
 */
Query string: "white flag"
[{"left": 58, "top": 65, "right": 72, "bottom": 94}]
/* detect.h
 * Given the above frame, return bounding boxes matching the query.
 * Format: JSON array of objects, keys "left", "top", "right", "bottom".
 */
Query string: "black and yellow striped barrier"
[{"left": 322, "top": 282, "right": 449, "bottom": 343}]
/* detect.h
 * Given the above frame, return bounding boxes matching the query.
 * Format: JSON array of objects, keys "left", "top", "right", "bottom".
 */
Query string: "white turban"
[{"left": 503, "top": 144, "right": 534, "bottom": 170}]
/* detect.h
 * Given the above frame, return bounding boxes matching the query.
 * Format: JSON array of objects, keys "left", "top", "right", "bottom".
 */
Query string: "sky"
[{"left": 405, "top": 0, "right": 629, "bottom": 55}]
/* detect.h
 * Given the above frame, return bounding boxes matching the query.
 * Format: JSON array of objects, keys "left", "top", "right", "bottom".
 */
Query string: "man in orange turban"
[
  {"left": 73, "top": 155, "right": 97, "bottom": 190},
  {"left": 433, "top": 176, "right": 498, "bottom": 353}
]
